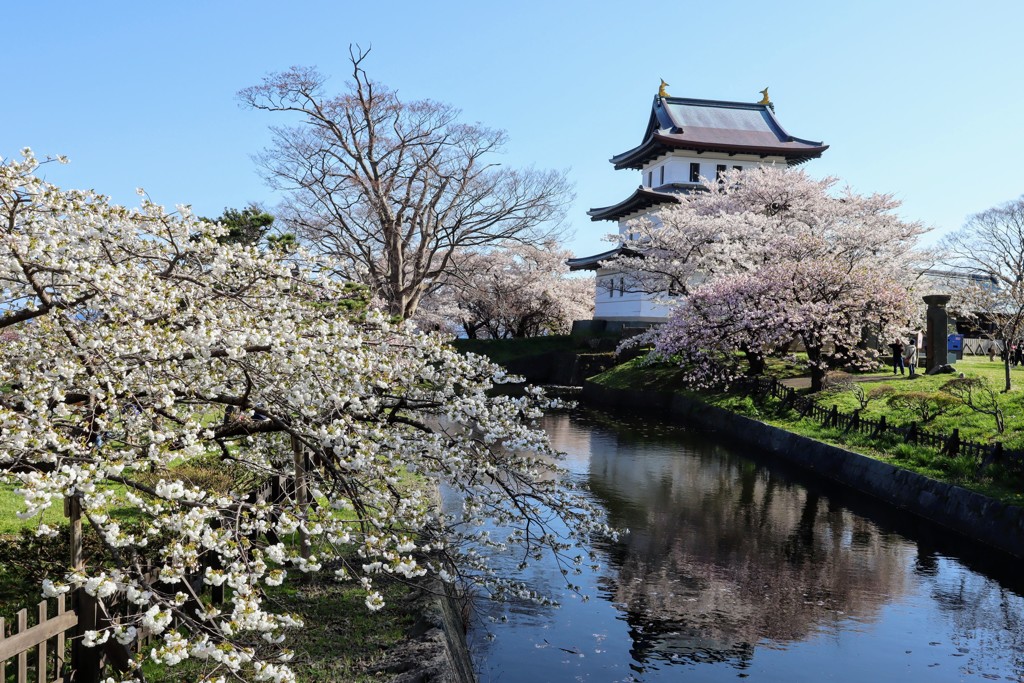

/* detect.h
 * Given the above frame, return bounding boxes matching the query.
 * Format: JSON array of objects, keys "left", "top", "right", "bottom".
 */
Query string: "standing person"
[
  {"left": 904, "top": 342, "right": 918, "bottom": 378},
  {"left": 1015, "top": 343, "right": 1023, "bottom": 368},
  {"left": 890, "top": 340, "right": 905, "bottom": 375},
  {"left": 988, "top": 343, "right": 997, "bottom": 362}
]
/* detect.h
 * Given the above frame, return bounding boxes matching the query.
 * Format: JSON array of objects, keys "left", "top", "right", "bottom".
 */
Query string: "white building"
[{"left": 568, "top": 88, "right": 827, "bottom": 325}]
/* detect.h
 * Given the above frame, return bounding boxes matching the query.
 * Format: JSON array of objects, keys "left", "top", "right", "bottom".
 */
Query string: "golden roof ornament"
[
  {"left": 758, "top": 87, "right": 771, "bottom": 105},
  {"left": 659, "top": 79, "right": 670, "bottom": 98}
]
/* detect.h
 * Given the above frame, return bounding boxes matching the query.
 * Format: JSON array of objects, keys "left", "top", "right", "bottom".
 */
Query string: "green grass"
[
  {"left": 143, "top": 565, "right": 422, "bottom": 683},
  {"left": 0, "top": 484, "right": 64, "bottom": 535},
  {"left": 816, "top": 355, "right": 1024, "bottom": 450},
  {"left": 755, "top": 397, "right": 1024, "bottom": 506},
  {"left": 261, "top": 571, "right": 422, "bottom": 682},
  {"left": 585, "top": 355, "right": 689, "bottom": 391}
]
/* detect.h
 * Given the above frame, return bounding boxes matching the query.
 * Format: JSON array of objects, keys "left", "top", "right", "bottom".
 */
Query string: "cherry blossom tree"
[
  {"left": 641, "top": 273, "right": 794, "bottom": 387},
  {"left": 419, "top": 243, "right": 593, "bottom": 339},
  {"left": 0, "top": 150, "right": 606, "bottom": 682},
  {"left": 239, "top": 47, "right": 572, "bottom": 320},
  {"left": 618, "top": 167, "right": 926, "bottom": 391}
]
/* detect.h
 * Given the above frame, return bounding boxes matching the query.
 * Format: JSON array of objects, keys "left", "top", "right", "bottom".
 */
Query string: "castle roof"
[
  {"left": 587, "top": 185, "right": 682, "bottom": 223},
  {"left": 566, "top": 246, "right": 642, "bottom": 271},
  {"left": 609, "top": 96, "right": 828, "bottom": 170}
]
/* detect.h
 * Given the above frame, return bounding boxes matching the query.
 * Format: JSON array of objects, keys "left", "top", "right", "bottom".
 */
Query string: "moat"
[{"left": 469, "top": 409, "right": 1024, "bottom": 682}]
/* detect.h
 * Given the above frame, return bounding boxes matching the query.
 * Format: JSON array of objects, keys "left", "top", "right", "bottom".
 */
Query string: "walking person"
[
  {"left": 904, "top": 341, "right": 918, "bottom": 378},
  {"left": 890, "top": 339, "right": 905, "bottom": 375}
]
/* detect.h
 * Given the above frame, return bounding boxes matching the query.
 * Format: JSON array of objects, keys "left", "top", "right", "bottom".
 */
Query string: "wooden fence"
[
  {"left": 0, "top": 595, "right": 75, "bottom": 683},
  {"left": 738, "top": 376, "right": 1021, "bottom": 472},
  {"left": 962, "top": 338, "right": 1002, "bottom": 356}
]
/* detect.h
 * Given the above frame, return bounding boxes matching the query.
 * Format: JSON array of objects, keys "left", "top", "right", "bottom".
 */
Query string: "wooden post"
[
  {"left": 66, "top": 494, "right": 100, "bottom": 681},
  {"left": 873, "top": 415, "right": 887, "bottom": 437},
  {"left": 291, "top": 435, "right": 310, "bottom": 562},
  {"left": 56, "top": 594, "right": 67, "bottom": 681},
  {"left": 73, "top": 591, "right": 102, "bottom": 683},
  {"left": 946, "top": 428, "right": 960, "bottom": 457},
  {"left": 16, "top": 608, "right": 26, "bottom": 683},
  {"left": 37, "top": 600, "right": 47, "bottom": 683},
  {"left": 65, "top": 497, "right": 83, "bottom": 572}
]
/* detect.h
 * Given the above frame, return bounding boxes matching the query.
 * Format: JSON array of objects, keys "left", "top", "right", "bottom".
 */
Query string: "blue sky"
[{"left": 4, "top": 1, "right": 1022, "bottom": 257}]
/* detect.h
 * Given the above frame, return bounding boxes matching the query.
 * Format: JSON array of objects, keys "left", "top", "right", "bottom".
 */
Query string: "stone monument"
[{"left": 923, "top": 294, "right": 952, "bottom": 372}]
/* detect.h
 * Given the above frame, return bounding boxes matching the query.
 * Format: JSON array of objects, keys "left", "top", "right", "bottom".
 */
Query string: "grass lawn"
[
  {"left": 816, "top": 355, "right": 1024, "bottom": 450},
  {"left": 0, "top": 484, "right": 64, "bottom": 535},
  {"left": 142, "top": 564, "right": 424, "bottom": 683}
]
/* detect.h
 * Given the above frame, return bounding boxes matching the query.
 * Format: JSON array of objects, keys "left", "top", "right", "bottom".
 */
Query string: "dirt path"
[{"left": 779, "top": 372, "right": 917, "bottom": 390}]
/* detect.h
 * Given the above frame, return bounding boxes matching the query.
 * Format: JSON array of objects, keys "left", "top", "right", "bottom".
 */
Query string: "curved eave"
[
  {"left": 566, "top": 246, "right": 641, "bottom": 271},
  {"left": 610, "top": 135, "right": 829, "bottom": 170},
  {"left": 587, "top": 187, "right": 680, "bottom": 222}
]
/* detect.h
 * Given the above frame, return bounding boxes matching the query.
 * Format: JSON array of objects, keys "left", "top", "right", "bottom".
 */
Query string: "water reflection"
[
  {"left": 587, "top": 422, "right": 914, "bottom": 667},
  {"left": 471, "top": 409, "right": 1024, "bottom": 682}
]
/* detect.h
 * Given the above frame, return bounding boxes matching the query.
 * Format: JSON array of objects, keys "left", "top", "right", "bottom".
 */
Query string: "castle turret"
[{"left": 568, "top": 87, "right": 827, "bottom": 324}]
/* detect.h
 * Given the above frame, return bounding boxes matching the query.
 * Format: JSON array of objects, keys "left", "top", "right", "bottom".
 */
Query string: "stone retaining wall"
[
  {"left": 388, "top": 581, "right": 476, "bottom": 683},
  {"left": 581, "top": 381, "right": 1024, "bottom": 558}
]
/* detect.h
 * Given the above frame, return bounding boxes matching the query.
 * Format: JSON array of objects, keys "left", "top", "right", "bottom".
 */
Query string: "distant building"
[
  {"left": 568, "top": 87, "right": 827, "bottom": 324},
  {"left": 916, "top": 268, "right": 998, "bottom": 295}
]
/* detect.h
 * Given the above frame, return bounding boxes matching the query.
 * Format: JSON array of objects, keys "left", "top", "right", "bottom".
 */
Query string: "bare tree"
[
  {"left": 239, "top": 47, "right": 573, "bottom": 319},
  {"left": 942, "top": 196, "right": 1024, "bottom": 391}
]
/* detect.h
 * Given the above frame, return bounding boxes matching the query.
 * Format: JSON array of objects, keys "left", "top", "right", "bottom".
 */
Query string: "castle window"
[
  {"left": 659, "top": 165, "right": 665, "bottom": 186},
  {"left": 647, "top": 171, "right": 653, "bottom": 187},
  {"left": 733, "top": 165, "right": 742, "bottom": 172},
  {"left": 689, "top": 162, "right": 700, "bottom": 183},
  {"left": 716, "top": 164, "right": 727, "bottom": 182}
]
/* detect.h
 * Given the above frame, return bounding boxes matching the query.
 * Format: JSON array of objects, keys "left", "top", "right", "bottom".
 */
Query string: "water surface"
[{"left": 469, "top": 409, "right": 1024, "bottom": 682}]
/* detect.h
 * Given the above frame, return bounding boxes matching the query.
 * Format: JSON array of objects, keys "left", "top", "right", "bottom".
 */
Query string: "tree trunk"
[
  {"left": 742, "top": 348, "right": 766, "bottom": 376},
  {"left": 810, "top": 365, "right": 826, "bottom": 393},
  {"left": 805, "top": 343, "right": 826, "bottom": 392}
]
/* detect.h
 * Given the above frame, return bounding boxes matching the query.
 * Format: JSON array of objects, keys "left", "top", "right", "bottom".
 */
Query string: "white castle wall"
[
  {"left": 593, "top": 270, "right": 672, "bottom": 322},
  {"left": 593, "top": 151, "right": 788, "bottom": 322},
  {"left": 640, "top": 151, "right": 786, "bottom": 191}
]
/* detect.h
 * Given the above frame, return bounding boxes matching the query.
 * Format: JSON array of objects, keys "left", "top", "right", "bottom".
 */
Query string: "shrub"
[
  {"left": 886, "top": 391, "right": 958, "bottom": 423},
  {"left": 942, "top": 377, "right": 1006, "bottom": 433}
]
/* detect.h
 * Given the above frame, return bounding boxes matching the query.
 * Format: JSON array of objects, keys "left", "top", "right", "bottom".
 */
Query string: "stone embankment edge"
[
  {"left": 384, "top": 477, "right": 477, "bottom": 683},
  {"left": 386, "top": 579, "right": 477, "bottom": 683},
  {"left": 581, "top": 381, "right": 1024, "bottom": 559}
]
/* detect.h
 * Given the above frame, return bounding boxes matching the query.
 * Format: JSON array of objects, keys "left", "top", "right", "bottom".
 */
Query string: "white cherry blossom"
[{"left": 0, "top": 150, "right": 609, "bottom": 681}]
